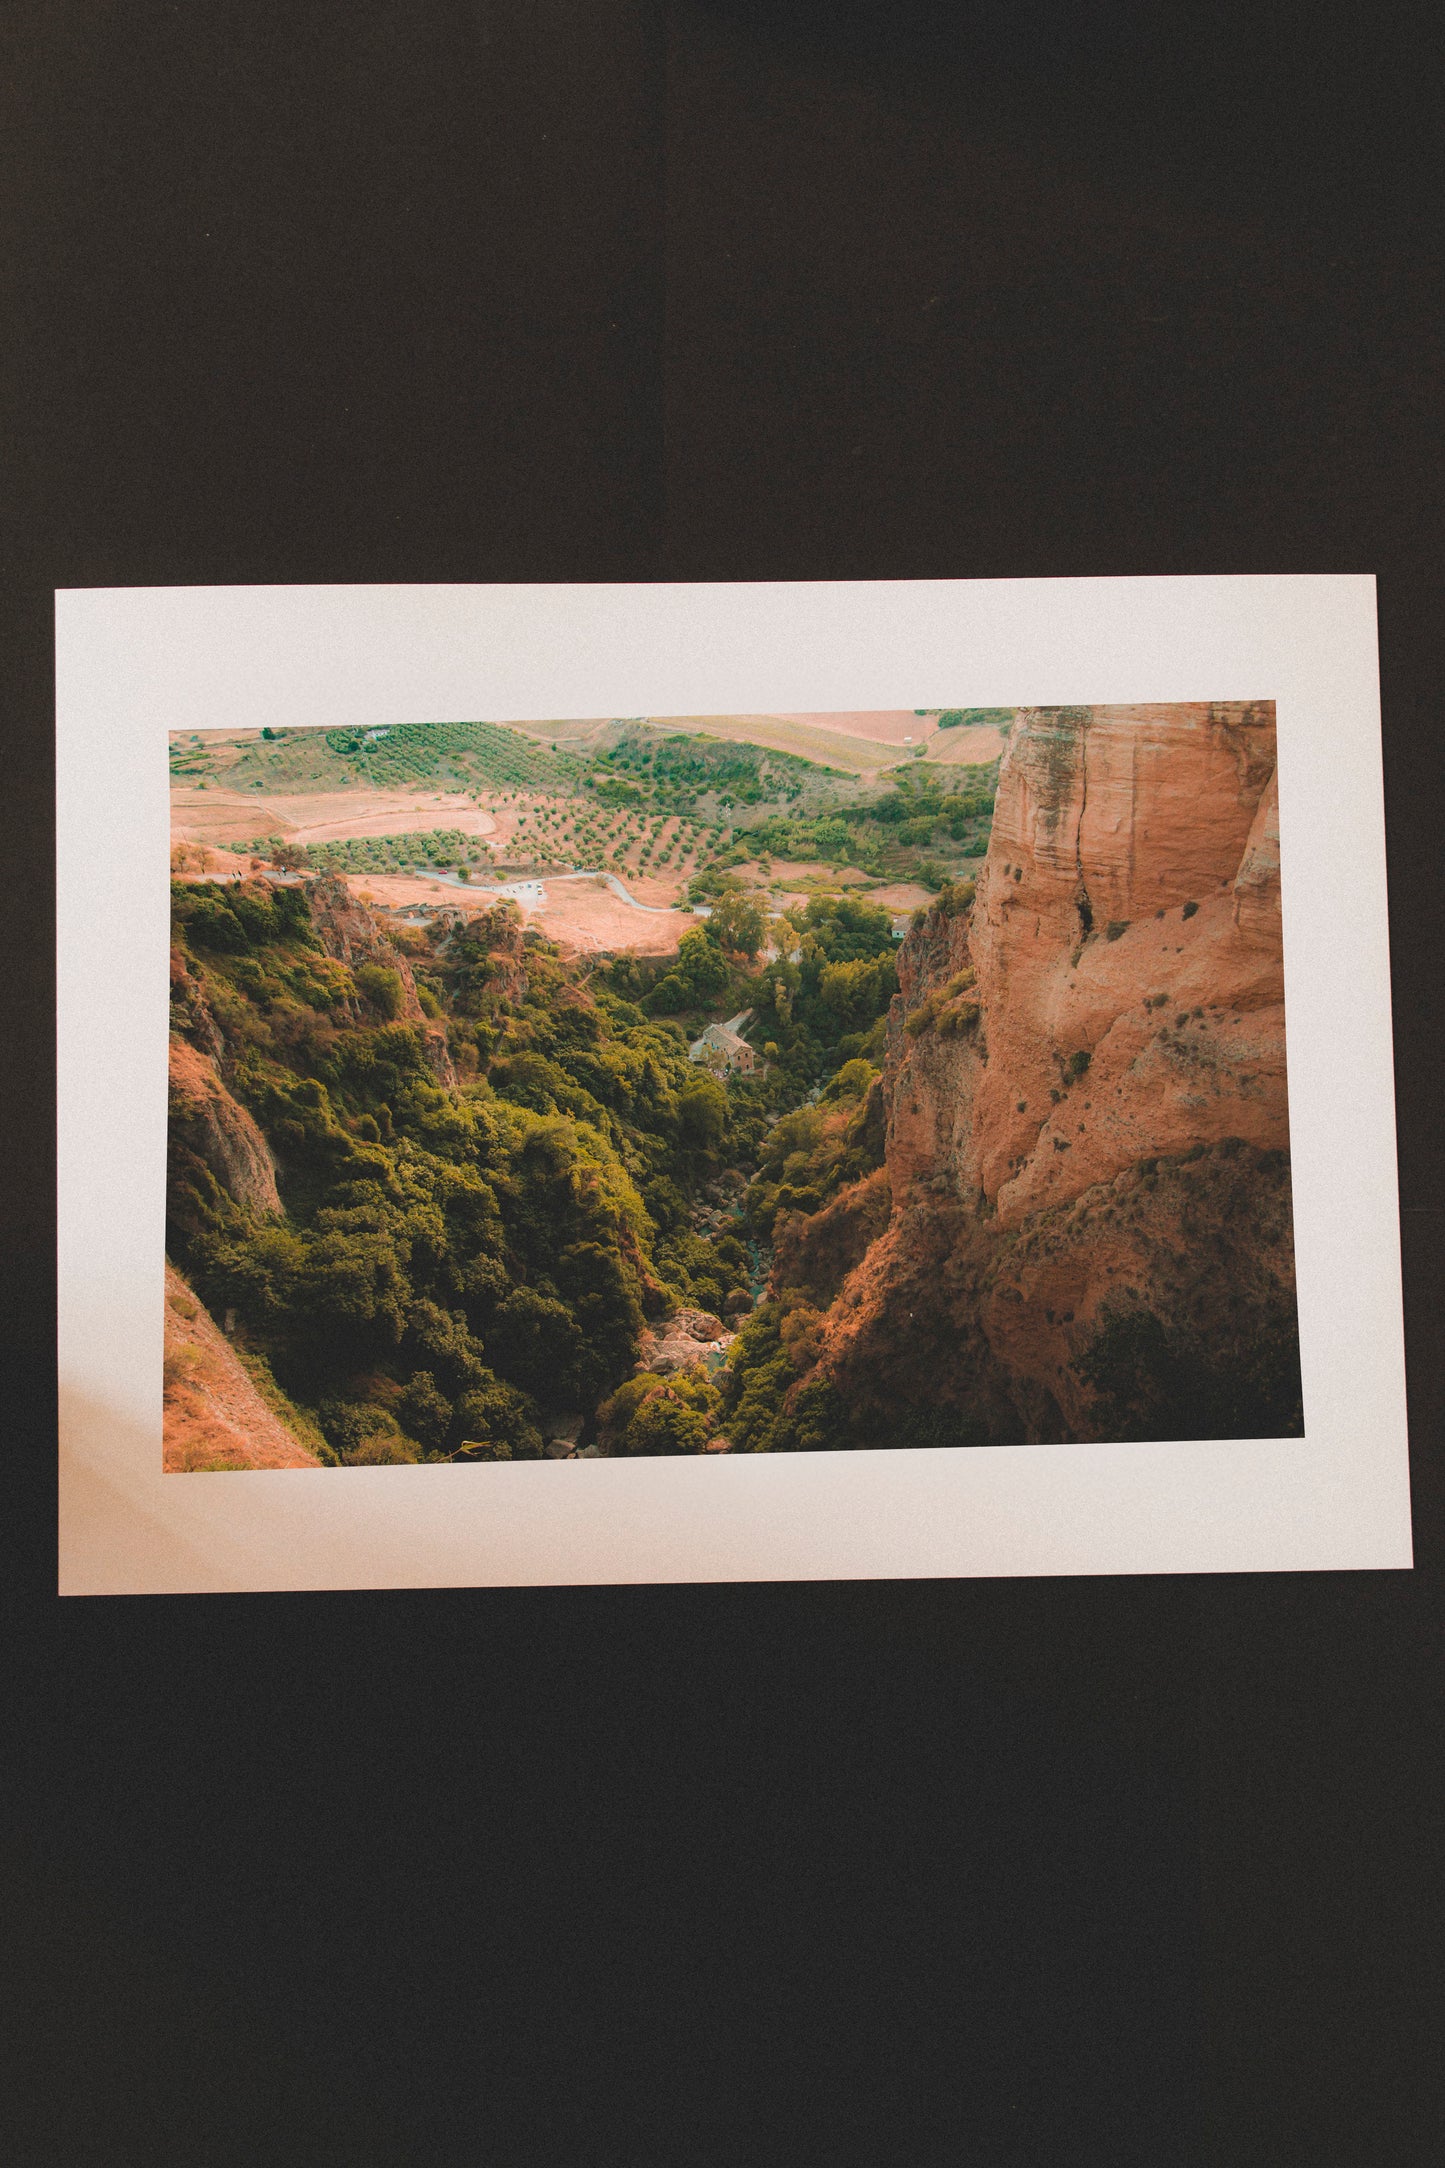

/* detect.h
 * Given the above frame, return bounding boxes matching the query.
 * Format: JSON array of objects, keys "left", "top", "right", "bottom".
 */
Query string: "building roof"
[{"left": 689, "top": 1021, "right": 756, "bottom": 1066}]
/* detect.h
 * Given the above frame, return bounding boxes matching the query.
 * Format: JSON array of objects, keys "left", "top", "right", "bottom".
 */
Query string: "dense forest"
[{"left": 168, "top": 875, "right": 903, "bottom": 1465}]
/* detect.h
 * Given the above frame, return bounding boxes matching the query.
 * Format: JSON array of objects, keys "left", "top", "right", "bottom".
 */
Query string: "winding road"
[{"left": 428, "top": 867, "right": 693, "bottom": 917}]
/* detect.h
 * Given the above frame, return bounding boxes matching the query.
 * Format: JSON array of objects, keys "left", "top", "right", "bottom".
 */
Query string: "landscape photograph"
[{"left": 164, "top": 699, "right": 1302, "bottom": 1470}]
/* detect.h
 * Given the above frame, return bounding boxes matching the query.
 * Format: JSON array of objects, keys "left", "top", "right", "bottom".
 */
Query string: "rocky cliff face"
[
  {"left": 168, "top": 1037, "right": 283, "bottom": 1221},
  {"left": 803, "top": 702, "right": 1302, "bottom": 1445}
]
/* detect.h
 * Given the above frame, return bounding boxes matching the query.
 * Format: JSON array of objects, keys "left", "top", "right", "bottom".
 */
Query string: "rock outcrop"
[
  {"left": 798, "top": 702, "right": 1302, "bottom": 1445},
  {"left": 168, "top": 1037, "right": 283, "bottom": 1220},
  {"left": 634, "top": 1308, "right": 734, "bottom": 1376}
]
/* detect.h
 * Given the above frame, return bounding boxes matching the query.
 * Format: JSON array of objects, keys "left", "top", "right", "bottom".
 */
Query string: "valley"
[{"left": 164, "top": 701, "right": 1300, "bottom": 1469}]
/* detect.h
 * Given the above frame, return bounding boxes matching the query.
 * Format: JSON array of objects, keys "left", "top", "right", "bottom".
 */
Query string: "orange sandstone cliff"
[{"left": 797, "top": 703, "right": 1302, "bottom": 1445}]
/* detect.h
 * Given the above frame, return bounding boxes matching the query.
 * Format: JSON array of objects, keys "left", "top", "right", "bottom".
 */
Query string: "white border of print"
[{"left": 56, "top": 577, "right": 1410, "bottom": 1594}]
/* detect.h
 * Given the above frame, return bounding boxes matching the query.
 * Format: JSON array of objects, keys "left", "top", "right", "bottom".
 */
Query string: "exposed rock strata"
[
  {"left": 168, "top": 1037, "right": 282, "bottom": 1220},
  {"left": 797, "top": 702, "right": 1301, "bottom": 1444}
]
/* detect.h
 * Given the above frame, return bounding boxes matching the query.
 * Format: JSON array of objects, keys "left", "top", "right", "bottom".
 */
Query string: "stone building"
[{"left": 688, "top": 1020, "right": 757, "bottom": 1077}]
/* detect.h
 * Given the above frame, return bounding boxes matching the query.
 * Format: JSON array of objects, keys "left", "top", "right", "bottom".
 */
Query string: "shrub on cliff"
[
  {"left": 717, "top": 1305, "right": 797, "bottom": 1451},
  {"left": 717, "top": 1292, "right": 850, "bottom": 1452},
  {"left": 354, "top": 962, "right": 405, "bottom": 1018},
  {"left": 934, "top": 880, "right": 976, "bottom": 916},
  {"left": 599, "top": 1368, "right": 719, "bottom": 1456},
  {"left": 396, "top": 1370, "right": 453, "bottom": 1450},
  {"left": 452, "top": 1376, "right": 544, "bottom": 1459},
  {"left": 316, "top": 1397, "right": 412, "bottom": 1464}
]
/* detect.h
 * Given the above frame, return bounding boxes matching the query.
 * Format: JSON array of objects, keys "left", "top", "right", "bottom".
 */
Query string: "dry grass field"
[
  {"left": 916, "top": 723, "right": 1007, "bottom": 767},
  {"left": 771, "top": 710, "right": 937, "bottom": 744},
  {"left": 642, "top": 713, "right": 898, "bottom": 773},
  {"left": 172, "top": 786, "right": 498, "bottom": 849}
]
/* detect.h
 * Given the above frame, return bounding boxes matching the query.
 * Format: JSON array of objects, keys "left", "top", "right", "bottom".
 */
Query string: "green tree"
[
  {"left": 488, "top": 1285, "right": 584, "bottom": 1400},
  {"left": 397, "top": 1370, "right": 453, "bottom": 1450},
  {"left": 707, "top": 890, "right": 766, "bottom": 959},
  {"left": 678, "top": 1075, "right": 729, "bottom": 1159},
  {"left": 452, "top": 1374, "right": 544, "bottom": 1459},
  {"left": 354, "top": 962, "right": 405, "bottom": 1018}
]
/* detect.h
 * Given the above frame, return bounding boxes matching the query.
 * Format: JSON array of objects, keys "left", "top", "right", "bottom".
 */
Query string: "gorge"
[{"left": 163, "top": 699, "right": 1301, "bottom": 1466}]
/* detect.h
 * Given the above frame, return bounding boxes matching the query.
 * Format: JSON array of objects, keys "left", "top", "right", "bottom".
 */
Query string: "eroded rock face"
[
  {"left": 801, "top": 702, "right": 1301, "bottom": 1444},
  {"left": 970, "top": 701, "right": 1287, "bottom": 1223},
  {"left": 168, "top": 1038, "right": 282, "bottom": 1220},
  {"left": 884, "top": 702, "right": 1288, "bottom": 1226}
]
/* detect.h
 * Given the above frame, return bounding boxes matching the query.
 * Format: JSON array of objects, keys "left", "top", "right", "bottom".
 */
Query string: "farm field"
[
  {"left": 170, "top": 708, "right": 1004, "bottom": 956},
  {"left": 641, "top": 713, "right": 902, "bottom": 774},
  {"left": 771, "top": 710, "right": 938, "bottom": 744},
  {"left": 347, "top": 871, "right": 696, "bottom": 954},
  {"left": 921, "top": 723, "right": 1008, "bottom": 766},
  {"left": 171, "top": 787, "right": 498, "bottom": 849}
]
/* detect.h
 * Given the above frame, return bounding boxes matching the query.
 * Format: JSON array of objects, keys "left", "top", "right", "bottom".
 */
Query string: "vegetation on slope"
[{"left": 167, "top": 875, "right": 900, "bottom": 1463}]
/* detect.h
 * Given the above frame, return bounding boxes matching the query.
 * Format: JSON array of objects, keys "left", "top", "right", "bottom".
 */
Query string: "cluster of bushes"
[
  {"left": 591, "top": 891, "right": 900, "bottom": 1105},
  {"left": 745, "top": 895, "right": 900, "bottom": 1091},
  {"left": 596, "top": 1366, "right": 723, "bottom": 1456},
  {"left": 742, "top": 1060, "right": 884, "bottom": 1239},
  {"left": 903, "top": 967, "right": 979, "bottom": 1039},
  {"left": 597, "top": 731, "right": 816, "bottom": 812},
  {"left": 172, "top": 877, "right": 316, "bottom": 955},
  {"left": 245, "top": 828, "right": 488, "bottom": 875},
  {"left": 716, "top": 1291, "right": 847, "bottom": 1452},
  {"left": 738, "top": 761, "right": 996, "bottom": 876}
]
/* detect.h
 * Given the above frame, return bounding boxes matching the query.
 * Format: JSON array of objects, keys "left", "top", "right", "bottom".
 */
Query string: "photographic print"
[
  {"left": 59, "top": 577, "right": 1406, "bottom": 1590},
  {"left": 164, "top": 697, "right": 1300, "bottom": 1472}
]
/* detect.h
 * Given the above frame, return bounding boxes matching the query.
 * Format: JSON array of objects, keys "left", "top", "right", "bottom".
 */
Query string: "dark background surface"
[{"left": 3, "top": 4, "right": 1441, "bottom": 2161}]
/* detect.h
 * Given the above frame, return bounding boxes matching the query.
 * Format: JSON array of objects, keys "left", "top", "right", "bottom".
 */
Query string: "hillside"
[
  {"left": 163, "top": 1263, "right": 322, "bottom": 1471},
  {"left": 171, "top": 718, "right": 576, "bottom": 795},
  {"left": 164, "top": 844, "right": 922, "bottom": 1467}
]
